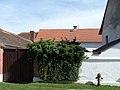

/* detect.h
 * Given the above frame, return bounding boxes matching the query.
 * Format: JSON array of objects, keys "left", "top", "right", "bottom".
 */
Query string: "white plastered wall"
[{"left": 77, "top": 59, "right": 120, "bottom": 86}]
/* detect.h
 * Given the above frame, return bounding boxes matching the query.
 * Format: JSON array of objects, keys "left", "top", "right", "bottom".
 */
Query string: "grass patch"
[{"left": 0, "top": 82, "right": 120, "bottom": 90}]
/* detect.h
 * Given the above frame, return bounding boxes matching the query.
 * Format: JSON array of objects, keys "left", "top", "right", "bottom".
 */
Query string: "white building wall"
[
  {"left": 77, "top": 42, "right": 120, "bottom": 86},
  {"left": 81, "top": 42, "right": 102, "bottom": 52},
  {"left": 77, "top": 59, "right": 120, "bottom": 86},
  {"left": 80, "top": 0, "right": 120, "bottom": 86}
]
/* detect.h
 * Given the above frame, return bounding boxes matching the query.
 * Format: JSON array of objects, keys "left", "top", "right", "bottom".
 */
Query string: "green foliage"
[
  {"left": 0, "top": 82, "right": 120, "bottom": 90},
  {"left": 27, "top": 39, "right": 87, "bottom": 81}
]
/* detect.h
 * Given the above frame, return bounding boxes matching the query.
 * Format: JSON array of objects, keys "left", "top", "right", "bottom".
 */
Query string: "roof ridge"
[
  {"left": 18, "top": 32, "right": 30, "bottom": 35},
  {"left": 35, "top": 28, "right": 102, "bottom": 42},
  {"left": 0, "top": 28, "right": 18, "bottom": 35},
  {"left": 0, "top": 28, "right": 32, "bottom": 43}
]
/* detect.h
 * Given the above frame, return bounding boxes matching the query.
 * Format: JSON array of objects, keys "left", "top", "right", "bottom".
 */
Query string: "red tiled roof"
[
  {"left": 35, "top": 28, "right": 102, "bottom": 43},
  {"left": 18, "top": 32, "right": 31, "bottom": 40},
  {"left": 0, "top": 28, "right": 32, "bottom": 48},
  {"left": 18, "top": 32, "right": 38, "bottom": 40},
  {"left": 0, "top": 41, "right": 4, "bottom": 46}
]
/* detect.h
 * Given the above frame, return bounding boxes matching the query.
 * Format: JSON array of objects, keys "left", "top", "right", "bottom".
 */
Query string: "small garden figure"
[{"left": 96, "top": 73, "right": 103, "bottom": 86}]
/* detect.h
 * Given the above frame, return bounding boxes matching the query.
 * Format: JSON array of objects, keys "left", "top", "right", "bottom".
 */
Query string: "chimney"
[
  {"left": 30, "top": 31, "right": 35, "bottom": 42},
  {"left": 70, "top": 26, "right": 77, "bottom": 32},
  {"left": 73, "top": 26, "right": 77, "bottom": 30}
]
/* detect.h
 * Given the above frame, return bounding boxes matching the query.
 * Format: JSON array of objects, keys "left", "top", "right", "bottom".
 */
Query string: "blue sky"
[{"left": 0, "top": 0, "right": 107, "bottom": 34}]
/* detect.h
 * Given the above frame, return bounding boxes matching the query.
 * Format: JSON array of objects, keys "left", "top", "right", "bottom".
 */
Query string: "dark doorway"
[{"left": 3, "top": 49, "right": 33, "bottom": 83}]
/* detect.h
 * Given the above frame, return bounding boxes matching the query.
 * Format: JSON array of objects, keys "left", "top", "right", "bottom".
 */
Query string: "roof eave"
[
  {"left": 93, "top": 38, "right": 120, "bottom": 55},
  {"left": 99, "top": 0, "right": 110, "bottom": 35}
]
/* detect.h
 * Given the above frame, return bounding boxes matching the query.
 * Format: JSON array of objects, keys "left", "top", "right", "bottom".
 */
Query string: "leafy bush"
[{"left": 27, "top": 39, "right": 87, "bottom": 81}]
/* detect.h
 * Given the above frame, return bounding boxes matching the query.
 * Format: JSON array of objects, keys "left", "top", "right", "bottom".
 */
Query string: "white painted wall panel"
[
  {"left": 0, "top": 74, "right": 3, "bottom": 82},
  {"left": 81, "top": 42, "right": 102, "bottom": 51},
  {"left": 77, "top": 59, "right": 120, "bottom": 86}
]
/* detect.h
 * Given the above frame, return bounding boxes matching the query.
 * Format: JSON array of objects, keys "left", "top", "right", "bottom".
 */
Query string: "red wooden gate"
[{"left": 3, "top": 49, "right": 33, "bottom": 83}]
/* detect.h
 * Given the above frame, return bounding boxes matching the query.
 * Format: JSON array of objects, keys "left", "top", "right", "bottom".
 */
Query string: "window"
[{"left": 106, "top": 35, "right": 108, "bottom": 44}]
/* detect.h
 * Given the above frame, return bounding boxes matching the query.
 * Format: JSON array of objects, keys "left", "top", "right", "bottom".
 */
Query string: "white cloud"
[
  {"left": 39, "top": 9, "right": 105, "bottom": 29},
  {"left": 0, "top": 0, "right": 107, "bottom": 34},
  {"left": 81, "top": 0, "right": 107, "bottom": 4}
]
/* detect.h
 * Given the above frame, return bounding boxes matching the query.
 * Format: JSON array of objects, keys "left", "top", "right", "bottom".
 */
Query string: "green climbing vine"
[{"left": 27, "top": 39, "right": 87, "bottom": 81}]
